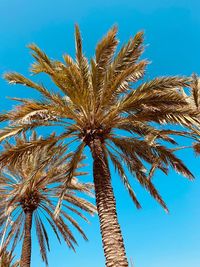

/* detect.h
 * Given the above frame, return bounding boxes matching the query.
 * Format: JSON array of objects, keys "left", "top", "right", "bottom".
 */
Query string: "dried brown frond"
[
  {"left": 54, "top": 142, "right": 86, "bottom": 218},
  {"left": 192, "top": 142, "right": 200, "bottom": 155},
  {"left": 0, "top": 132, "right": 57, "bottom": 167},
  {"left": 108, "top": 150, "right": 141, "bottom": 208}
]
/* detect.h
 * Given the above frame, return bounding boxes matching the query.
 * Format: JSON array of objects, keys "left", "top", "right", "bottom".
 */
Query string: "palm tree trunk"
[
  {"left": 20, "top": 211, "right": 33, "bottom": 267},
  {"left": 89, "top": 138, "right": 129, "bottom": 267}
]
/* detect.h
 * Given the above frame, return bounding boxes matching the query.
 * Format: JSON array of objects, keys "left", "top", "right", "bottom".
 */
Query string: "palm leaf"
[{"left": 108, "top": 150, "right": 141, "bottom": 208}]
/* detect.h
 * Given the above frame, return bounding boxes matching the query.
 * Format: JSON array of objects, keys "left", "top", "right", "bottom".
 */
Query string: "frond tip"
[{"left": 192, "top": 142, "right": 200, "bottom": 155}]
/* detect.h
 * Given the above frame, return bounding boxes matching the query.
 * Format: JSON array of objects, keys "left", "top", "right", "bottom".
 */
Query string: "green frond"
[
  {"left": 39, "top": 219, "right": 50, "bottom": 251},
  {"left": 44, "top": 215, "right": 61, "bottom": 244}
]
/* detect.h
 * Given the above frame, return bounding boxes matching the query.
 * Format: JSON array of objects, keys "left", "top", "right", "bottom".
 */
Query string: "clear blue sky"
[{"left": 0, "top": 1, "right": 200, "bottom": 266}]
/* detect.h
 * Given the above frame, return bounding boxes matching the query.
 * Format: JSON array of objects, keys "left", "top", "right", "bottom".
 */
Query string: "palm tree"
[
  {"left": 0, "top": 250, "right": 19, "bottom": 267},
  {"left": 1, "top": 26, "right": 199, "bottom": 266},
  {"left": 0, "top": 132, "right": 96, "bottom": 267}
]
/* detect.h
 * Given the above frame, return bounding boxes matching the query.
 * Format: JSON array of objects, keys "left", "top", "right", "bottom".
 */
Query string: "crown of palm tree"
[
  {"left": 0, "top": 132, "right": 96, "bottom": 265},
  {"left": 1, "top": 26, "right": 198, "bottom": 210},
  {"left": 0, "top": 250, "right": 19, "bottom": 267}
]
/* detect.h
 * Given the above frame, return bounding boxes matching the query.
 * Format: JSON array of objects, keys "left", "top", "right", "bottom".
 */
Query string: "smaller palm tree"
[
  {"left": 0, "top": 250, "right": 19, "bottom": 267},
  {"left": 0, "top": 132, "right": 96, "bottom": 267}
]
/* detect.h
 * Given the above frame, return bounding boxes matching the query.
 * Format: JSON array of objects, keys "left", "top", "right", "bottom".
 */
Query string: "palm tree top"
[
  {"left": 1, "top": 25, "right": 199, "bottom": 212},
  {"left": 0, "top": 250, "right": 19, "bottom": 267},
  {"left": 0, "top": 132, "right": 96, "bottom": 265}
]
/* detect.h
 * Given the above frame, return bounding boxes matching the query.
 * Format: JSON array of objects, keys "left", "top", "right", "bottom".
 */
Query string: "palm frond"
[
  {"left": 120, "top": 77, "right": 190, "bottom": 111},
  {"left": 0, "top": 133, "right": 57, "bottom": 168},
  {"left": 92, "top": 26, "right": 118, "bottom": 102},
  {"left": 192, "top": 142, "right": 200, "bottom": 155},
  {"left": 111, "top": 31, "right": 145, "bottom": 74},
  {"left": 101, "top": 60, "right": 148, "bottom": 107},
  {"left": 106, "top": 140, "right": 168, "bottom": 211},
  {"left": 107, "top": 150, "right": 141, "bottom": 208},
  {"left": 0, "top": 134, "right": 95, "bottom": 265},
  {"left": 75, "top": 25, "right": 93, "bottom": 113},
  {"left": 35, "top": 213, "right": 48, "bottom": 265},
  {"left": 54, "top": 142, "right": 86, "bottom": 218},
  {"left": 0, "top": 250, "right": 19, "bottom": 267},
  {"left": 28, "top": 43, "right": 54, "bottom": 75},
  {"left": 190, "top": 73, "right": 200, "bottom": 108},
  {"left": 153, "top": 145, "right": 194, "bottom": 179},
  {"left": 4, "top": 73, "right": 80, "bottom": 121}
]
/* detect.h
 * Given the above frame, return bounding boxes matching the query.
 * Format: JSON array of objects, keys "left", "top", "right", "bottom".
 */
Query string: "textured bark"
[
  {"left": 89, "top": 138, "right": 129, "bottom": 267},
  {"left": 20, "top": 211, "right": 33, "bottom": 267}
]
